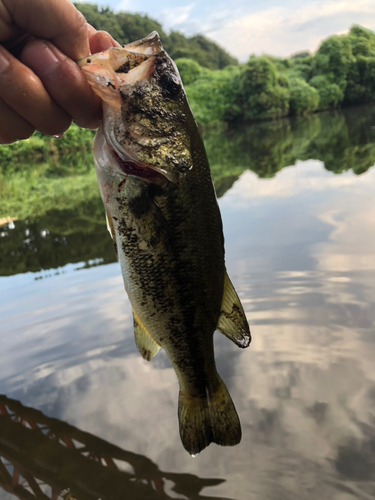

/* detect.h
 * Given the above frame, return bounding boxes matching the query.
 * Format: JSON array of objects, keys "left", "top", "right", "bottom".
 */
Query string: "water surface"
[{"left": 1, "top": 107, "right": 375, "bottom": 499}]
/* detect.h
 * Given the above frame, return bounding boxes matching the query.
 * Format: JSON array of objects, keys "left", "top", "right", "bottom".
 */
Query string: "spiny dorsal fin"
[
  {"left": 133, "top": 309, "right": 161, "bottom": 361},
  {"left": 105, "top": 209, "right": 118, "bottom": 260},
  {"left": 216, "top": 271, "right": 251, "bottom": 348}
]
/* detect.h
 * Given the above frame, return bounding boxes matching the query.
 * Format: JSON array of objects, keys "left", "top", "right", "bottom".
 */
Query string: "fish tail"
[{"left": 178, "top": 375, "right": 241, "bottom": 455}]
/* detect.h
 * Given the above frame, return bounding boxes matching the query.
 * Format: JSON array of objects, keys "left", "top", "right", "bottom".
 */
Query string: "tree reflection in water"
[
  {"left": 0, "top": 396, "right": 232, "bottom": 500},
  {"left": 207, "top": 103, "right": 375, "bottom": 184}
]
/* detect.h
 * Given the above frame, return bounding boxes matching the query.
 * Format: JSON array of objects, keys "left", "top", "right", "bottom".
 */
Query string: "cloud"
[
  {"left": 158, "top": 3, "right": 195, "bottom": 31},
  {"left": 157, "top": 0, "right": 375, "bottom": 61},
  {"left": 221, "top": 160, "right": 375, "bottom": 207},
  {"left": 216, "top": 1, "right": 375, "bottom": 60}
]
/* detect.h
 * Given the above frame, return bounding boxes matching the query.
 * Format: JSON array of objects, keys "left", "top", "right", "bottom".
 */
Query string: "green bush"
[
  {"left": 0, "top": 124, "right": 95, "bottom": 175},
  {"left": 309, "top": 75, "right": 343, "bottom": 108},
  {"left": 235, "top": 57, "right": 290, "bottom": 120},
  {"left": 345, "top": 55, "right": 375, "bottom": 104},
  {"left": 312, "top": 35, "right": 354, "bottom": 92},
  {"left": 349, "top": 25, "right": 375, "bottom": 56},
  {"left": 185, "top": 66, "right": 241, "bottom": 127},
  {"left": 288, "top": 55, "right": 314, "bottom": 81},
  {"left": 175, "top": 58, "right": 202, "bottom": 86},
  {"left": 289, "top": 78, "right": 319, "bottom": 115}
]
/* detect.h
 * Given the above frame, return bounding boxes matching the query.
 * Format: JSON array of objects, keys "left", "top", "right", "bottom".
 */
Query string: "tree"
[
  {"left": 289, "top": 78, "right": 319, "bottom": 115},
  {"left": 234, "top": 57, "right": 290, "bottom": 121},
  {"left": 175, "top": 59, "right": 202, "bottom": 86},
  {"left": 309, "top": 75, "right": 343, "bottom": 109},
  {"left": 311, "top": 35, "right": 354, "bottom": 92}
]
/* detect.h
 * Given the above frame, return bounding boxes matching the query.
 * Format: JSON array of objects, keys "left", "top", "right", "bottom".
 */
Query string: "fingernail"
[
  {"left": 0, "top": 48, "right": 10, "bottom": 73},
  {"left": 23, "top": 42, "right": 59, "bottom": 75}
]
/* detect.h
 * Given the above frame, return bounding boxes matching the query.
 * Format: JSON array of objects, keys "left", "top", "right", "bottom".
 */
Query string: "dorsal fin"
[
  {"left": 105, "top": 209, "right": 118, "bottom": 259},
  {"left": 216, "top": 271, "right": 251, "bottom": 348},
  {"left": 132, "top": 309, "right": 161, "bottom": 361}
]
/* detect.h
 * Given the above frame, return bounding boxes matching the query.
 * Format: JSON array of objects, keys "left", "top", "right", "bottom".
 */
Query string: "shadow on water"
[
  {"left": 0, "top": 396, "right": 232, "bottom": 500},
  {"left": 1, "top": 105, "right": 375, "bottom": 277}
]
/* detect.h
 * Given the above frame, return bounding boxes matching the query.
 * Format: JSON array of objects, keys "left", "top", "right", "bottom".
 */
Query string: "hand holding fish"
[{"left": 0, "top": 0, "right": 118, "bottom": 144}]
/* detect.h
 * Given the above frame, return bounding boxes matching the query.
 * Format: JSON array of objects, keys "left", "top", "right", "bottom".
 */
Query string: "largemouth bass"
[{"left": 78, "top": 32, "right": 251, "bottom": 455}]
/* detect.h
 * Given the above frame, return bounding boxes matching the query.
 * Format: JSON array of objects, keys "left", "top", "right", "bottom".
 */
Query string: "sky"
[{"left": 79, "top": 0, "right": 375, "bottom": 61}]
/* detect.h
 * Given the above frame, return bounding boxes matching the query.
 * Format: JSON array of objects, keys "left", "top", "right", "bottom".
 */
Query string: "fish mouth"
[
  {"left": 77, "top": 31, "right": 162, "bottom": 103},
  {"left": 80, "top": 31, "right": 184, "bottom": 185}
]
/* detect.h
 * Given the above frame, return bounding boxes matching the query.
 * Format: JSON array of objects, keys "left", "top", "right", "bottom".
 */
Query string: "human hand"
[{"left": 0, "top": 0, "right": 119, "bottom": 144}]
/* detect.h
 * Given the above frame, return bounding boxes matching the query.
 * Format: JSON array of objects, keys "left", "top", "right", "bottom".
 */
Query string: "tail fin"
[{"left": 178, "top": 375, "right": 241, "bottom": 455}]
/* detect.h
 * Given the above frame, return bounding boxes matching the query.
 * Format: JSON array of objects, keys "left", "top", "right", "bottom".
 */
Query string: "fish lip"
[
  {"left": 76, "top": 31, "right": 163, "bottom": 69},
  {"left": 120, "top": 31, "right": 163, "bottom": 55}
]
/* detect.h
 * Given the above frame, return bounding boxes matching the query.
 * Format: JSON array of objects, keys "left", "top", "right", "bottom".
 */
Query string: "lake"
[{"left": 1, "top": 106, "right": 375, "bottom": 499}]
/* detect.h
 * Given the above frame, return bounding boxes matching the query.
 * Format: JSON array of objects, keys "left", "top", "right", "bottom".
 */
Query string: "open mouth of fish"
[{"left": 78, "top": 32, "right": 179, "bottom": 186}]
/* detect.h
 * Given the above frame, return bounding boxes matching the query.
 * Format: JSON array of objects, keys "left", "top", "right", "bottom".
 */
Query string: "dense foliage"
[
  {"left": 74, "top": 3, "right": 237, "bottom": 70},
  {"left": 181, "top": 65, "right": 241, "bottom": 126},
  {"left": 233, "top": 56, "right": 291, "bottom": 121},
  {"left": 0, "top": 125, "right": 95, "bottom": 172},
  {"left": 179, "top": 24, "right": 375, "bottom": 125}
]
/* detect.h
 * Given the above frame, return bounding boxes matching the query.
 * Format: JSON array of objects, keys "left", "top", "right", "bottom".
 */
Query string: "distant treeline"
[
  {"left": 75, "top": 4, "right": 375, "bottom": 125},
  {"left": 180, "top": 25, "right": 375, "bottom": 126},
  {"left": 74, "top": 3, "right": 237, "bottom": 70}
]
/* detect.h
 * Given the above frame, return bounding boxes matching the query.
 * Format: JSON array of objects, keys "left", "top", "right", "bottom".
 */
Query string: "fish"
[{"left": 78, "top": 32, "right": 251, "bottom": 455}]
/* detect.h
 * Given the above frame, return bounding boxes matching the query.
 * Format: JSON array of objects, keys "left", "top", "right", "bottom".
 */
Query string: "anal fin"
[
  {"left": 216, "top": 271, "right": 251, "bottom": 348},
  {"left": 133, "top": 310, "right": 161, "bottom": 361}
]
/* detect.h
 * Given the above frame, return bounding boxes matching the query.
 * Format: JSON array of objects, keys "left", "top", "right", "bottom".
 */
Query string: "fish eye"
[{"left": 159, "top": 73, "right": 182, "bottom": 99}]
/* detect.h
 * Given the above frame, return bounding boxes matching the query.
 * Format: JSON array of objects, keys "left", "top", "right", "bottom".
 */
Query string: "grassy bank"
[{"left": 0, "top": 125, "right": 95, "bottom": 173}]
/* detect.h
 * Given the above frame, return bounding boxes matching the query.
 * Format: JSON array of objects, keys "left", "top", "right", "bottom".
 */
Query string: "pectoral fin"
[
  {"left": 133, "top": 310, "right": 161, "bottom": 361},
  {"left": 105, "top": 209, "right": 118, "bottom": 259},
  {"left": 217, "top": 271, "right": 251, "bottom": 348}
]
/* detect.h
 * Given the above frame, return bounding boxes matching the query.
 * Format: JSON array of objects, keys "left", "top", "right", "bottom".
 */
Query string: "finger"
[
  {"left": 21, "top": 40, "right": 101, "bottom": 129},
  {"left": 0, "top": 0, "right": 18, "bottom": 40},
  {"left": 2, "top": 0, "right": 89, "bottom": 60},
  {"left": 89, "top": 30, "right": 121, "bottom": 54},
  {"left": 0, "top": 97, "right": 34, "bottom": 144},
  {"left": 87, "top": 24, "right": 97, "bottom": 41},
  {"left": 0, "top": 44, "right": 72, "bottom": 135}
]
